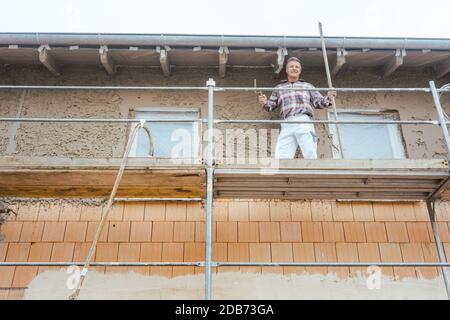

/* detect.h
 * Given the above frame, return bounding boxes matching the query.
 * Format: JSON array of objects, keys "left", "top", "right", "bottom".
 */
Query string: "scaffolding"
[{"left": 0, "top": 81, "right": 450, "bottom": 299}]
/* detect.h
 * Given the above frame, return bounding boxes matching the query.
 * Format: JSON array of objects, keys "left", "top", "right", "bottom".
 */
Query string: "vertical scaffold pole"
[
  {"left": 429, "top": 80, "right": 450, "bottom": 299},
  {"left": 205, "top": 78, "right": 216, "bottom": 300}
]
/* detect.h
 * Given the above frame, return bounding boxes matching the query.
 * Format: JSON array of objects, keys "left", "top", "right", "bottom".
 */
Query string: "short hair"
[{"left": 287, "top": 57, "right": 301, "bottom": 65}]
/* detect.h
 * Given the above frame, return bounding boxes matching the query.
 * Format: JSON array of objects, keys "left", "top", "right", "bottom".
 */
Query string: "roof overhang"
[{"left": 1, "top": 33, "right": 450, "bottom": 78}]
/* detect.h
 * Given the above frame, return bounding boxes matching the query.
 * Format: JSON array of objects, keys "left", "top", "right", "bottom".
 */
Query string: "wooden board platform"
[
  {"left": 0, "top": 157, "right": 205, "bottom": 198},
  {"left": 214, "top": 159, "right": 449, "bottom": 201},
  {"left": 1, "top": 157, "right": 449, "bottom": 201}
]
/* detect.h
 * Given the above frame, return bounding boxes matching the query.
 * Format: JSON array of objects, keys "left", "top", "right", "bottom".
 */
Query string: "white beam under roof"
[
  {"left": 436, "top": 57, "right": 450, "bottom": 79},
  {"left": 99, "top": 45, "right": 115, "bottom": 75},
  {"left": 157, "top": 46, "right": 171, "bottom": 77},
  {"left": 331, "top": 48, "right": 348, "bottom": 77},
  {"left": 218, "top": 46, "right": 229, "bottom": 78},
  {"left": 274, "top": 47, "right": 288, "bottom": 75},
  {"left": 383, "top": 48, "right": 406, "bottom": 78},
  {"left": 38, "top": 45, "right": 60, "bottom": 75}
]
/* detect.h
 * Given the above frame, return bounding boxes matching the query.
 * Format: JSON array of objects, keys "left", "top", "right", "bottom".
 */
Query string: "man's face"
[{"left": 286, "top": 61, "right": 302, "bottom": 80}]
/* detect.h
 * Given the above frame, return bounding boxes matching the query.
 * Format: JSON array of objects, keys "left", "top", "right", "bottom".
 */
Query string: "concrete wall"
[{"left": 1, "top": 65, "right": 450, "bottom": 159}]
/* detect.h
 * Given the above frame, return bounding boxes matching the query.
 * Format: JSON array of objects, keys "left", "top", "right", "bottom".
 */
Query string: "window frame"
[
  {"left": 130, "top": 106, "right": 201, "bottom": 159},
  {"left": 327, "top": 109, "right": 406, "bottom": 160}
]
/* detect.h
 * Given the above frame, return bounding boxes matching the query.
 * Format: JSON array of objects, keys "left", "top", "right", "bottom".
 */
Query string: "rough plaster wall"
[
  {"left": 0, "top": 65, "right": 450, "bottom": 159},
  {"left": 0, "top": 91, "right": 24, "bottom": 154},
  {"left": 25, "top": 270, "right": 447, "bottom": 300}
]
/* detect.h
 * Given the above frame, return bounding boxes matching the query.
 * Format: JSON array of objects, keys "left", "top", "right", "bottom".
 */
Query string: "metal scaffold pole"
[
  {"left": 428, "top": 80, "right": 450, "bottom": 300},
  {"left": 205, "top": 78, "right": 216, "bottom": 300}
]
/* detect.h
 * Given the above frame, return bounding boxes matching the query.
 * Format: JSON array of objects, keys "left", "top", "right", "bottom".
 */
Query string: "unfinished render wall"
[
  {"left": 0, "top": 65, "right": 449, "bottom": 159},
  {"left": 0, "top": 199, "right": 449, "bottom": 299}
]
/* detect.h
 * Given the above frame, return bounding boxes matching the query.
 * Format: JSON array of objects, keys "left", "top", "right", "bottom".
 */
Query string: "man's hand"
[
  {"left": 327, "top": 90, "right": 337, "bottom": 99},
  {"left": 258, "top": 93, "right": 267, "bottom": 106}
]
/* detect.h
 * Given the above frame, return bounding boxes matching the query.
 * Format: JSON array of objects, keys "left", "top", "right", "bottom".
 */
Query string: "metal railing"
[{"left": 0, "top": 81, "right": 449, "bottom": 299}]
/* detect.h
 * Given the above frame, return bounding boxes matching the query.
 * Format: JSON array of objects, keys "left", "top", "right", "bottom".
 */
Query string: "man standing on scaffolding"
[{"left": 258, "top": 57, "right": 336, "bottom": 159}]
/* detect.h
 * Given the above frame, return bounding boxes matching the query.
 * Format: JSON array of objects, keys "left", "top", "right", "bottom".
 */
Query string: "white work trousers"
[{"left": 275, "top": 114, "right": 318, "bottom": 159}]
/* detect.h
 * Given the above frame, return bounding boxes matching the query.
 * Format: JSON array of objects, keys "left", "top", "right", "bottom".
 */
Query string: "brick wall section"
[{"left": 0, "top": 200, "right": 449, "bottom": 299}]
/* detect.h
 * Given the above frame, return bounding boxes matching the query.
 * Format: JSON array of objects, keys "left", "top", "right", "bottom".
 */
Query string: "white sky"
[{"left": 1, "top": 0, "right": 449, "bottom": 38}]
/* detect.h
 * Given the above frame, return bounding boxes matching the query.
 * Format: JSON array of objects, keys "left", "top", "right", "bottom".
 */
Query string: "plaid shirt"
[{"left": 263, "top": 79, "right": 332, "bottom": 119}]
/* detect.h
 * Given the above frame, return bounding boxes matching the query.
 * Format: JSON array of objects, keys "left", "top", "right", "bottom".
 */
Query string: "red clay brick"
[
  {"left": 130, "top": 221, "right": 152, "bottom": 242},
  {"left": 406, "top": 222, "right": 431, "bottom": 242},
  {"left": 343, "top": 222, "right": 366, "bottom": 242},
  {"left": 194, "top": 222, "right": 216, "bottom": 242},
  {"left": 106, "top": 203, "right": 124, "bottom": 221},
  {"left": 357, "top": 243, "right": 381, "bottom": 263},
  {"left": 393, "top": 203, "right": 417, "bottom": 222},
  {"left": 144, "top": 202, "right": 165, "bottom": 221},
  {"left": 238, "top": 222, "right": 259, "bottom": 242},
  {"left": 86, "top": 221, "right": 109, "bottom": 242},
  {"left": 420, "top": 243, "right": 440, "bottom": 279},
  {"left": 118, "top": 243, "right": 141, "bottom": 273},
  {"left": 248, "top": 243, "right": 270, "bottom": 273},
  {"left": 37, "top": 204, "right": 61, "bottom": 221},
  {"left": 165, "top": 203, "right": 187, "bottom": 221},
  {"left": 12, "top": 267, "right": 37, "bottom": 288},
  {"left": 173, "top": 222, "right": 195, "bottom": 242},
  {"left": 214, "top": 201, "right": 228, "bottom": 221},
  {"left": 0, "top": 222, "right": 22, "bottom": 242},
  {"left": 311, "top": 201, "right": 333, "bottom": 221},
  {"left": 280, "top": 222, "right": 302, "bottom": 242},
  {"left": 151, "top": 222, "right": 174, "bottom": 242},
  {"left": 64, "top": 222, "right": 88, "bottom": 242},
  {"left": 372, "top": 203, "right": 396, "bottom": 222},
  {"left": 6, "top": 243, "right": 31, "bottom": 262},
  {"left": 401, "top": 243, "right": 424, "bottom": 279},
  {"left": 291, "top": 201, "right": 312, "bottom": 221},
  {"left": 28, "top": 242, "right": 53, "bottom": 262},
  {"left": 16, "top": 205, "right": 39, "bottom": 221},
  {"left": 41, "top": 222, "right": 66, "bottom": 242},
  {"left": 140, "top": 243, "right": 163, "bottom": 262},
  {"left": 123, "top": 203, "right": 145, "bottom": 221},
  {"left": 227, "top": 242, "right": 249, "bottom": 272},
  {"left": 269, "top": 202, "right": 290, "bottom": 222},
  {"left": 216, "top": 222, "right": 238, "bottom": 242},
  {"left": 364, "top": 222, "right": 388, "bottom": 242},
  {"left": 184, "top": 243, "right": 205, "bottom": 261},
  {"left": 301, "top": 222, "right": 323, "bottom": 242},
  {"left": 292, "top": 243, "right": 316, "bottom": 275},
  {"left": 0, "top": 243, "right": 8, "bottom": 262},
  {"left": 51, "top": 243, "right": 75, "bottom": 262},
  {"left": 186, "top": 203, "right": 204, "bottom": 221},
  {"left": 117, "top": 243, "right": 141, "bottom": 262},
  {"left": 19, "top": 222, "right": 44, "bottom": 242},
  {"left": 385, "top": 222, "right": 409, "bottom": 243},
  {"left": 59, "top": 205, "right": 82, "bottom": 221},
  {"left": 379, "top": 243, "right": 402, "bottom": 279},
  {"left": 271, "top": 243, "right": 293, "bottom": 274},
  {"left": 107, "top": 221, "right": 130, "bottom": 242},
  {"left": 413, "top": 202, "right": 430, "bottom": 222},
  {"left": 229, "top": 201, "right": 249, "bottom": 221},
  {"left": 352, "top": 203, "right": 374, "bottom": 221},
  {"left": 212, "top": 243, "right": 228, "bottom": 274},
  {"left": 314, "top": 243, "right": 337, "bottom": 275},
  {"left": 80, "top": 205, "right": 103, "bottom": 221},
  {"left": 259, "top": 222, "right": 281, "bottom": 242},
  {"left": 322, "top": 222, "right": 345, "bottom": 242},
  {"left": 332, "top": 202, "right": 353, "bottom": 222},
  {"left": 249, "top": 202, "right": 270, "bottom": 221},
  {"left": 336, "top": 243, "right": 359, "bottom": 278}
]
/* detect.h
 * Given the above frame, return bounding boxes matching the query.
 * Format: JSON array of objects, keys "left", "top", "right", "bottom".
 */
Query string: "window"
[
  {"left": 130, "top": 107, "right": 200, "bottom": 158},
  {"left": 328, "top": 111, "right": 405, "bottom": 159}
]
